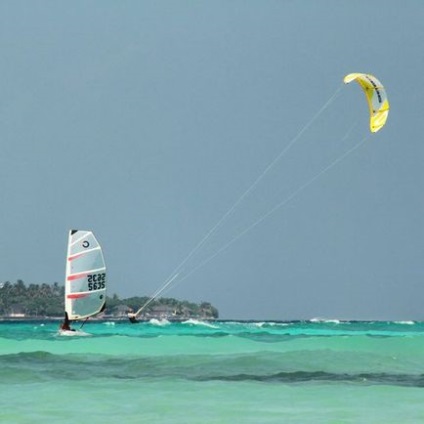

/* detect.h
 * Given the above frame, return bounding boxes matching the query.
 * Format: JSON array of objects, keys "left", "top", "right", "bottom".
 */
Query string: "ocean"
[{"left": 1, "top": 319, "right": 424, "bottom": 423}]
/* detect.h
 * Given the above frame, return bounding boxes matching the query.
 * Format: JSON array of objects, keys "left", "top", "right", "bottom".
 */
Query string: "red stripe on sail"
[
  {"left": 68, "top": 253, "right": 85, "bottom": 261},
  {"left": 67, "top": 272, "right": 89, "bottom": 281},
  {"left": 67, "top": 293, "right": 89, "bottom": 299}
]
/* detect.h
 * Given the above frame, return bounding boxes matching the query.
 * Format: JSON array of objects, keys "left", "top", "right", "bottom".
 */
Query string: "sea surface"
[{"left": 1, "top": 319, "right": 424, "bottom": 423}]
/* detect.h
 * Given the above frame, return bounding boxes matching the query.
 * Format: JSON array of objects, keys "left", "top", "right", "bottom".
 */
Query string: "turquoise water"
[{"left": 1, "top": 319, "right": 424, "bottom": 423}]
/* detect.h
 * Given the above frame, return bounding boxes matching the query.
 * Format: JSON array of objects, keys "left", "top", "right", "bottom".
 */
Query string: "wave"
[
  {"left": 195, "top": 371, "right": 424, "bottom": 387},
  {"left": 149, "top": 318, "right": 171, "bottom": 326},
  {"left": 3, "top": 320, "right": 424, "bottom": 344},
  {"left": 310, "top": 318, "right": 341, "bottom": 324},
  {"left": 181, "top": 319, "right": 219, "bottom": 329},
  {"left": 2, "top": 349, "right": 423, "bottom": 388},
  {"left": 252, "top": 322, "right": 290, "bottom": 328}
]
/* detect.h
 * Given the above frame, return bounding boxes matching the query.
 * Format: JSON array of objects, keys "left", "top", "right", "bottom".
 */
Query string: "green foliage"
[
  {"left": 0, "top": 280, "right": 65, "bottom": 316},
  {"left": 0, "top": 280, "right": 219, "bottom": 319}
]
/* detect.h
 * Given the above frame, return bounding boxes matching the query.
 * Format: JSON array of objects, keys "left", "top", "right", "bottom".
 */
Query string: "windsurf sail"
[{"left": 64, "top": 230, "right": 106, "bottom": 321}]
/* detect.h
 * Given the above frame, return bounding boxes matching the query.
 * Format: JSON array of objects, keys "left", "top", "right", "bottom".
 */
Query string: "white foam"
[
  {"left": 57, "top": 329, "right": 91, "bottom": 337},
  {"left": 149, "top": 318, "right": 170, "bottom": 326},
  {"left": 395, "top": 320, "right": 415, "bottom": 325},
  {"left": 182, "top": 319, "right": 219, "bottom": 329},
  {"left": 310, "top": 317, "right": 340, "bottom": 324}
]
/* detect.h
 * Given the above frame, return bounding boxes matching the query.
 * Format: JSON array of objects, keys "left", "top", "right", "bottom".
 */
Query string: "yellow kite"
[{"left": 344, "top": 73, "right": 390, "bottom": 133}]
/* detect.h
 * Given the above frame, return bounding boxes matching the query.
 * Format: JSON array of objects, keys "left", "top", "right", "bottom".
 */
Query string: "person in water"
[
  {"left": 60, "top": 312, "right": 75, "bottom": 331},
  {"left": 127, "top": 309, "right": 138, "bottom": 323},
  {"left": 129, "top": 315, "right": 138, "bottom": 323}
]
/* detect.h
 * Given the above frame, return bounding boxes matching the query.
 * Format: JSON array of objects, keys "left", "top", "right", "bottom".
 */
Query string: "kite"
[{"left": 344, "top": 73, "right": 389, "bottom": 133}]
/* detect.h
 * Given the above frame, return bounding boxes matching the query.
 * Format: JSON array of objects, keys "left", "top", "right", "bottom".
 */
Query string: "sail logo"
[
  {"left": 365, "top": 75, "right": 382, "bottom": 104},
  {"left": 82, "top": 240, "right": 90, "bottom": 248}
]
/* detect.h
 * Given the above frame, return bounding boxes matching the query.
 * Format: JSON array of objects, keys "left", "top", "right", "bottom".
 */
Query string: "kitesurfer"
[{"left": 127, "top": 309, "right": 138, "bottom": 323}]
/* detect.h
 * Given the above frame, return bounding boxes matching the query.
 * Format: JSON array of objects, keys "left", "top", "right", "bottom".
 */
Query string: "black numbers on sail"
[{"left": 87, "top": 273, "right": 106, "bottom": 291}]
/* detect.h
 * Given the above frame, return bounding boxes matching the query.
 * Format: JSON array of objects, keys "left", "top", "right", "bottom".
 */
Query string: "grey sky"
[{"left": 1, "top": 1, "right": 423, "bottom": 320}]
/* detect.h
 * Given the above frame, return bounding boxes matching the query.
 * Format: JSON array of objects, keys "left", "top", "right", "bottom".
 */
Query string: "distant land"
[{"left": 0, "top": 280, "right": 219, "bottom": 320}]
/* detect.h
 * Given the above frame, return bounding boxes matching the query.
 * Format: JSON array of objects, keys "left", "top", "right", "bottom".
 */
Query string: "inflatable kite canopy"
[{"left": 344, "top": 73, "right": 390, "bottom": 133}]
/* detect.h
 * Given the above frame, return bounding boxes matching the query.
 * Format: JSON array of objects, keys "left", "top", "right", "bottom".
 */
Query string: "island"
[{"left": 0, "top": 280, "right": 219, "bottom": 321}]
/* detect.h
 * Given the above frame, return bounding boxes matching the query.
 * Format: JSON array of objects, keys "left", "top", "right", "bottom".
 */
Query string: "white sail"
[{"left": 65, "top": 230, "right": 106, "bottom": 321}]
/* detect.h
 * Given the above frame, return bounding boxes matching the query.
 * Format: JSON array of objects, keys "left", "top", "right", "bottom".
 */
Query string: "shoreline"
[{"left": 0, "top": 317, "right": 420, "bottom": 324}]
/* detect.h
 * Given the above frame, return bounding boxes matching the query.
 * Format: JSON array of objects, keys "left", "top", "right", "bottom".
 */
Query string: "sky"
[{"left": 0, "top": 1, "right": 423, "bottom": 320}]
